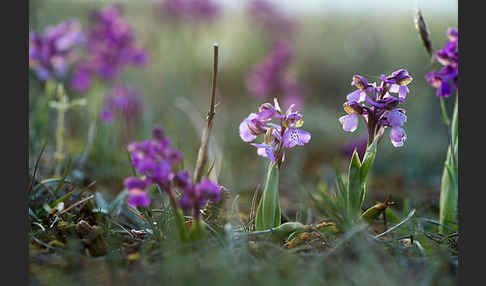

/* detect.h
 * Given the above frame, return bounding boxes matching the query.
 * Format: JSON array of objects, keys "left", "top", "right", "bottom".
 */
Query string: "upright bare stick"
[{"left": 193, "top": 44, "right": 219, "bottom": 183}]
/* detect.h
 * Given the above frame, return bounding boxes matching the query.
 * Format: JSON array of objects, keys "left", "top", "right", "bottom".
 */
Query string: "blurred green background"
[{"left": 28, "top": 0, "right": 458, "bottom": 216}]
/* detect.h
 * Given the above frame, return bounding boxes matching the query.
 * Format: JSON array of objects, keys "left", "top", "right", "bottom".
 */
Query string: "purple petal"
[
  {"left": 126, "top": 189, "right": 150, "bottom": 208},
  {"left": 100, "top": 108, "right": 114, "bottom": 123},
  {"left": 283, "top": 128, "right": 311, "bottom": 148},
  {"left": 339, "top": 114, "right": 359, "bottom": 132},
  {"left": 426, "top": 71, "right": 442, "bottom": 88},
  {"left": 196, "top": 179, "right": 221, "bottom": 203},
  {"left": 447, "top": 28, "right": 458, "bottom": 42},
  {"left": 387, "top": 109, "right": 407, "bottom": 127},
  {"left": 124, "top": 177, "right": 147, "bottom": 190},
  {"left": 389, "top": 84, "right": 400, "bottom": 93},
  {"left": 251, "top": 143, "right": 276, "bottom": 162},
  {"left": 239, "top": 117, "right": 257, "bottom": 142},
  {"left": 389, "top": 126, "right": 406, "bottom": 147},
  {"left": 398, "top": 85, "right": 409, "bottom": 100},
  {"left": 438, "top": 81, "right": 452, "bottom": 98},
  {"left": 70, "top": 66, "right": 92, "bottom": 92},
  {"left": 346, "top": 89, "right": 366, "bottom": 102}
]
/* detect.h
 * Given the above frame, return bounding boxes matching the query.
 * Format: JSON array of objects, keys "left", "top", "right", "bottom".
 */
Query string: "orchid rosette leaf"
[{"left": 239, "top": 98, "right": 310, "bottom": 230}]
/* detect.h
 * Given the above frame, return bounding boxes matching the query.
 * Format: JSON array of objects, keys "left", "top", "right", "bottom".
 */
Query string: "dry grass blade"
[
  {"left": 248, "top": 185, "right": 261, "bottom": 231},
  {"left": 206, "top": 159, "right": 217, "bottom": 178},
  {"left": 28, "top": 142, "right": 47, "bottom": 195},
  {"left": 374, "top": 209, "right": 416, "bottom": 239},
  {"left": 193, "top": 44, "right": 219, "bottom": 183},
  {"left": 127, "top": 205, "right": 148, "bottom": 222},
  {"left": 58, "top": 194, "right": 94, "bottom": 215}
]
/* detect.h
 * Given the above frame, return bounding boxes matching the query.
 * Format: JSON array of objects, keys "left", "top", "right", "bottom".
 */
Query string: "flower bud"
[
  {"left": 343, "top": 101, "right": 363, "bottom": 115},
  {"left": 351, "top": 75, "right": 369, "bottom": 90}
]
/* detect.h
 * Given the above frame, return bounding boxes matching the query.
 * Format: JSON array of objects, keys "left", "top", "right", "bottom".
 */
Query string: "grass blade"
[{"left": 53, "top": 156, "right": 72, "bottom": 197}]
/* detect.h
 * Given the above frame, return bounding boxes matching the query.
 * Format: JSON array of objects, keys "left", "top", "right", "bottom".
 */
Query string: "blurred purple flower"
[
  {"left": 247, "top": 0, "right": 296, "bottom": 38},
  {"left": 100, "top": 85, "right": 143, "bottom": 124},
  {"left": 70, "top": 5, "right": 149, "bottom": 92},
  {"left": 425, "top": 28, "right": 458, "bottom": 98},
  {"left": 127, "top": 125, "right": 182, "bottom": 187},
  {"left": 29, "top": 20, "right": 85, "bottom": 81},
  {"left": 338, "top": 70, "right": 412, "bottom": 148},
  {"left": 124, "top": 125, "right": 184, "bottom": 207},
  {"left": 126, "top": 188, "right": 151, "bottom": 208},
  {"left": 247, "top": 41, "right": 304, "bottom": 108},
  {"left": 240, "top": 98, "right": 310, "bottom": 165},
  {"left": 159, "top": 0, "right": 220, "bottom": 22},
  {"left": 178, "top": 177, "right": 222, "bottom": 213},
  {"left": 124, "top": 177, "right": 151, "bottom": 208}
]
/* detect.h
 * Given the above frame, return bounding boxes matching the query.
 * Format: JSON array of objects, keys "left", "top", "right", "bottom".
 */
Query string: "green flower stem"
[
  {"left": 439, "top": 96, "right": 451, "bottom": 126},
  {"left": 159, "top": 184, "right": 190, "bottom": 242},
  {"left": 439, "top": 94, "right": 458, "bottom": 234}
]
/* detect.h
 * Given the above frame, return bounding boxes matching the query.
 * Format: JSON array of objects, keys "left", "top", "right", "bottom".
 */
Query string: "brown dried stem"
[{"left": 193, "top": 44, "right": 219, "bottom": 183}]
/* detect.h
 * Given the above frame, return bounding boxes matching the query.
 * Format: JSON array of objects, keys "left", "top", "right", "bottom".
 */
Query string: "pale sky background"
[{"left": 218, "top": 0, "right": 457, "bottom": 17}]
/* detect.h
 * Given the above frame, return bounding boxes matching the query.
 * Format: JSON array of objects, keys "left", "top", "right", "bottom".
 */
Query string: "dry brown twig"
[{"left": 193, "top": 44, "right": 219, "bottom": 183}]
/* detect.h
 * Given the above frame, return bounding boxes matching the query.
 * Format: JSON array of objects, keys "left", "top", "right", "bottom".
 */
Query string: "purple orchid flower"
[
  {"left": 338, "top": 70, "right": 412, "bottom": 148},
  {"left": 124, "top": 177, "right": 151, "bottom": 208},
  {"left": 247, "top": 0, "right": 296, "bottom": 39},
  {"left": 246, "top": 41, "right": 305, "bottom": 107},
  {"left": 70, "top": 5, "right": 149, "bottom": 92},
  {"left": 158, "top": 0, "right": 220, "bottom": 22},
  {"left": 240, "top": 98, "right": 310, "bottom": 165},
  {"left": 29, "top": 20, "right": 85, "bottom": 82},
  {"left": 125, "top": 125, "right": 221, "bottom": 210},
  {"left": 125, "top": 125, "right": 183, "bottom": 207},
  {"left": 425, "top": 28, "right": 458, "bottom": 98},
  {"left": 127, "top": 125, "right": 182, "bottom": 187},
  {"left": 100, "top": 85, "right": 143, "bottom": 124},
  {"left": 176, "top": 172, "right": 222, "bottom": 214},
  {"left": 126, "top": 188, "right": 151, "bottom": 208}
]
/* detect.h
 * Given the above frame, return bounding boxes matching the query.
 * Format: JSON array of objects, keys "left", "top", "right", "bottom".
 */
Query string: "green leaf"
[
  {"left": 269, "top": 222, "right": 309, "bottom": 242},
  {"left": 439, "top": 96, "right": 451, "bottom": 126},
  {"left": 109, "top": 190, "right": 128, "bottom": 216},
  {"left": 29, "top": 208, "right": 40, "bottom": 221},
  {"left": 359, "top": 140, "right": 377, "bottom": 206},
  {"left": 385, "top": 207, "right": 401, "bottom": 224},
  {"left": 174, "top": 209, "right": 190, "bottom": 242},
  {"left": 439, "top": 146, "right": 458, "bottom": 234},
  {"left": 255, "top": 162, "right": 281, "bottom": 230},
  {"left": 53, "top": 156, "right": 72, "bottom": 196},
  {"left": 50, "top": 190, "right": 73, "bottom": 209},
  {"left": 451, "top": 95, "right": 458, "bottom": 149},
  {"left": 347, "top": 150, "right": 362, "bottom": 219},
  {"left": 188, "top": 219, "right": 207, "bottom": 242}
]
